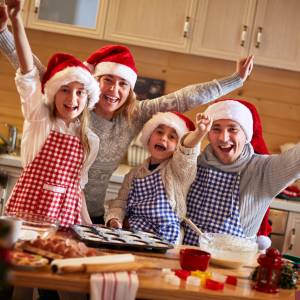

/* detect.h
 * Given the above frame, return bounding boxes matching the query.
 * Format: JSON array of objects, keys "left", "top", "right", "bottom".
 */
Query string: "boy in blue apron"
[
  {"left": 105, "top": 111, "right": 212, "bottom": 244},
  {"left": 183, "top": 99, "right": 300, "bottom": 252}
]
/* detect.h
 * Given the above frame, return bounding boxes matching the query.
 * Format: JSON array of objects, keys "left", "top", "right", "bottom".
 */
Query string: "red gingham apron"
[{"left": 6, "top": 130, "right": 84, "bottom": 230}]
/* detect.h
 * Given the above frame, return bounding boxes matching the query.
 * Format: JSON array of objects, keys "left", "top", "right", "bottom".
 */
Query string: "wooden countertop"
[{"left": 9, "top": 232, "right": 297, "bottom": 300}]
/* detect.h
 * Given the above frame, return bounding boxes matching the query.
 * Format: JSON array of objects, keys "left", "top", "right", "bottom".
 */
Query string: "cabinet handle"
[
  {"left": 256, "top": 27, "right": 263, "bottom": 48},
  {"left": 35, "top": 0, "right": 41, "bottom": 14},
  {"left": 288, "top": 228, "right": 296, "bottom": 250},
  {"left": 183, "top": 16, "right": 190, "bottom": 38},
  {"left": 240, "top": 26, "right": 247, "bottom": 47}
]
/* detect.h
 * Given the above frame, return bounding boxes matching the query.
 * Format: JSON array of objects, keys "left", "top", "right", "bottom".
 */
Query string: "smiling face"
[
  {"left": 147, "top": 124, "right": 179, "bottom": 164},
  {"left": 208, "top": 119, "right": 247, "bottom": 164},
  {"left": 54, "top": 81, "right": 88, "bottom": 126},
  {"left": 94, "top": 74, "right": 131, "bottom": 120}
]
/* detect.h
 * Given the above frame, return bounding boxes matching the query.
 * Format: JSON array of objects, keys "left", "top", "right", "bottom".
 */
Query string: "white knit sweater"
[{"left": 104, "top": 135, "right": 201, "bottom": 224}]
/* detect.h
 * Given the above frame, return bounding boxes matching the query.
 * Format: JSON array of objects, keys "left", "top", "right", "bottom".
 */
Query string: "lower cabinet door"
[{"left": 282, "top": 211, "right": 300, "bottom": 256}]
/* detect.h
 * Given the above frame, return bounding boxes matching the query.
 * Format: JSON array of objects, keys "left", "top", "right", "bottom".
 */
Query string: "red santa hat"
[
  {"left": 41, "top": 53, "right": 100, "bottom": 109},
  {"left": 140, "top": 111, "right": 196, "bottom": 152},
  {"left": 205, "top": 100, "right": 253, "bottom": 143},
  {"left": 83, "top": 45, "right": 137, "bottom": 89},
  {"left": 214, "top": 99, "right": 272, "bottom": 251}
]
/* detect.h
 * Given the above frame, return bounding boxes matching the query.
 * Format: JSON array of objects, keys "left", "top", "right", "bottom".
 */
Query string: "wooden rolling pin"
[{"left": 59, "top": 261, "right": 155, "bottom": 274}]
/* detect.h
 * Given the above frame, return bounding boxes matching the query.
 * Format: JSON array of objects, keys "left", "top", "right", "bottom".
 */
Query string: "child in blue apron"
[{"left": 105, "top": 111, "right": 212, "bottom": 244}]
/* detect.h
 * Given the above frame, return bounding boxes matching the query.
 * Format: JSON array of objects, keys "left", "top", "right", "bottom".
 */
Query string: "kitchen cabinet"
[
  {"left": 24, "top": 0, "right": 109, "bottom": 39},
  {"left": 105, "top": 0, "right": 300, "bottom": 72},
  {"left": 105, "top": 182, "right": 121, "bottom": 201},
  {"left": 104, "top": 0, "right": 198, "bottom": 54},
  {"left": 0, "top": 165, "right": 23, "bottom": 216},
  {"left": 190, "top": 0, "right": 256, "bottom": 62},
  {"left": 249, "top": 0, "right": 300, "bottom": 71},
  {"left": 16, "top": 0, "right": 300, "bottom": 72},
  {"left": 282, "top": 211, "right": 300, "bottom": 256},
  {"left": 191, "top": 0, "right": 300, "bottom": 72}
]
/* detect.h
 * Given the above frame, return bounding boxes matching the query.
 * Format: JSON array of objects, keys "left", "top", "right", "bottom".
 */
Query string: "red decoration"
[
  {"left": 253, "top": 248, "right": 285, "bottom": 293},
  {"left": 180, "top": 248, "right": 211, "bottom": 272},
  {"left": 174, "top": 270, "right": 190, "bottom": 281},
  {"left": 226, "top": 275, "right": 237, "bottom": 286},
  {"left": 206, "top": 279, "right": 224, "bottom": 290}
]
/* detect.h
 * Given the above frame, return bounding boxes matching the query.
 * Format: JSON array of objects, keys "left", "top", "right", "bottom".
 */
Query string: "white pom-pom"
[
  {"left": 83, "top": 61, "right": 95, "bottom": 74},
  {"left": 256, "top": 235, "right": 271, "bottom": 250}
]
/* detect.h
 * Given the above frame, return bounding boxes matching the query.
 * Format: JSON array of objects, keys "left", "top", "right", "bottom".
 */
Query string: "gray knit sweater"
[
  {"left": 198, "top": 142, "right": 300, "bottom": 238},
  {"left": 0, "top": 28, "right": 243, "bottom": 217}
]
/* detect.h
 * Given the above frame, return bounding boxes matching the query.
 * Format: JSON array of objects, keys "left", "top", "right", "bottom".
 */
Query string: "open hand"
[
  {"left": 236, "top": 54, "right": 254, "bottom": 82},
  {"left": 5, "top": 0, "right": 23, "bottom": 20},
  {"left": 195, "top": 113, "right": 213, "bottom": 135},
  {"left": 109, "top": 218, "right": 122, "bottom": 229},
  {"left": 0, "top": 3, "right": 9, "bottom": 33}
]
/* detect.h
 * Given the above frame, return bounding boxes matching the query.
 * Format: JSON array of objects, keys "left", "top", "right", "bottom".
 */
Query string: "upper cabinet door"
[
  {"left": 104, "top": 0, "right": 198, "bottom": 53},
  {"left": 190, "top": 0, "right": 257, "bottom": 61},
  {"left": 25, "top": 0, "right": 109, "bottom": 39},
  {"left": 249, "top": 0, "right": 300, "bottom": 71}
]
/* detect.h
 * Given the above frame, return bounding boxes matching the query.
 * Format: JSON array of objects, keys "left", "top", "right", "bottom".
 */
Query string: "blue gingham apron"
[
  {"left": 126, "top": 172, "right": 180, "bottom": 244},
  {"left": 183, "top": 166, "right": 246, "bottom": 246}
]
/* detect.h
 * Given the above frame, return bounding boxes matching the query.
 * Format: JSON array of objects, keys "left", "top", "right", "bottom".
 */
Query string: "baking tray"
[{"left": 70, "top": 225, "right": 174, "bottom": 253}]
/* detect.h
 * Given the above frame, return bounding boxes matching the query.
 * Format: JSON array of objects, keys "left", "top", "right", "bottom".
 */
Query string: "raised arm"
[
  {"left": 136, "top": 55, "right": 254, "bottom": 130},
  {"left": 6, "top": 0, "right": 32, "bottom": 74},
  {"left": 0, "top": 3, "right": 46, "bottom": 79},
  {"left": 183, "top": 113, "right": 213, "bottom": 148}
]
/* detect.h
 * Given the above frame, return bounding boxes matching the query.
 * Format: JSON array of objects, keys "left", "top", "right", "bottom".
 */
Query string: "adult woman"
[{"left": 0, "top": 6, "right": 253, "bottom": 224}]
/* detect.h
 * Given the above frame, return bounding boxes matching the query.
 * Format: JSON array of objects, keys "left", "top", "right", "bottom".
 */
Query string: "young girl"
[{"left": 5, "top": 0, "right": 100, "bottom": 230}]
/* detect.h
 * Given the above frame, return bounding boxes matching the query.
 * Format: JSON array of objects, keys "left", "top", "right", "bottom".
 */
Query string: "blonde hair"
[
  {"left": 50, "top": 100, "right": 91, "bottom": 171},
  {"left": 95, "top": 76, "right": 138, "bottom": 125}
]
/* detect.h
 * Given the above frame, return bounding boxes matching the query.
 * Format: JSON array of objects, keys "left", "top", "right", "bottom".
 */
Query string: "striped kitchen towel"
[{"left": 90, "top": 272, "right": 139, "bottom": 300}]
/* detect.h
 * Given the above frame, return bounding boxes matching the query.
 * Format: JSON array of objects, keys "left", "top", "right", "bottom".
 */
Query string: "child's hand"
[
  {"left": 236, "top": 54, "right": 254, "bottom": 82},
  {"left": 109, "top": 218, "right": 122, "bottom": 229},
  {"left": 5, "top": 0, "right": 23, "bottom": 21},
  {"left": 0, "top": 3, "right": 9, "bottom": 32},
  {"left": 195, "top": 113, "right": 213, "bottom": 135}
]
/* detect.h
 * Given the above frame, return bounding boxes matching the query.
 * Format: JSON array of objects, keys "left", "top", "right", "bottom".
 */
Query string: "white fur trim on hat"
[
  {"left": 205, "top": 100, "right": 253, "bottom": 143},
  {"left": 44, "top": 66, "right": 100, "bottom": 109},
  {"left": 256, "top": 235, "right": 271, "bottom": 251},
  {"left": 83, "top": 61, "right": 137, "bottom": 89},
  {"left": 140, "top": 112, "right": 190, "bottom": 152}
]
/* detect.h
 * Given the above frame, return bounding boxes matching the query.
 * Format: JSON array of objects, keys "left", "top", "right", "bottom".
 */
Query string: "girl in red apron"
[{"left": 5, "top": 1, "right": 100, "bottom": 231}]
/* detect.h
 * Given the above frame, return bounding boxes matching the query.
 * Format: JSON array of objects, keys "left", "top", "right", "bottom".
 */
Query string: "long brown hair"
[
  {"left": 95, "top": 76, "right": 138, "bottom": 125},
  {"left": 50, "top": 101, "right": 91, "bottom": 171}
]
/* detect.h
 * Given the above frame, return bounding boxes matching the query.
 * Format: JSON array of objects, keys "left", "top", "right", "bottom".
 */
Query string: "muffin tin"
[{"left": 70, "top": 225, "right": 174, "bottom": 253}]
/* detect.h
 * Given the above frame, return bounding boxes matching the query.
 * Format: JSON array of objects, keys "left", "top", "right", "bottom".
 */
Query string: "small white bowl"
[{"left": 199, "top": 233, "right": 258, "bottom": 269}]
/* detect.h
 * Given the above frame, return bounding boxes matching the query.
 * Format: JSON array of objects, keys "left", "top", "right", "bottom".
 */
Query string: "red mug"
[{"left": 180, "top": 248, "right": 211, "bottom": 272}]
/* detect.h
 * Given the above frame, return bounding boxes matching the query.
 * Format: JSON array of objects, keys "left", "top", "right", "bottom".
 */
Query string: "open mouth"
[
  {"left": 218, "top": 144, "right": 234, "bottom": 153},
  {"left": 105, "top": 95, "right": 118, "bottom": 103},
  {"left": 155, "top": 144, "right": 166, "bottom": 151},
  {"left": 64, "top": 104, "right": 78, "bottom": 112}
]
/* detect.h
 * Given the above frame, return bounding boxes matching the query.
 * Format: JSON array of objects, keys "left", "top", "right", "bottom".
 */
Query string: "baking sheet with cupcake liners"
[{"left": 70, "top": 225, "right": 174, "bottom": 253}]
